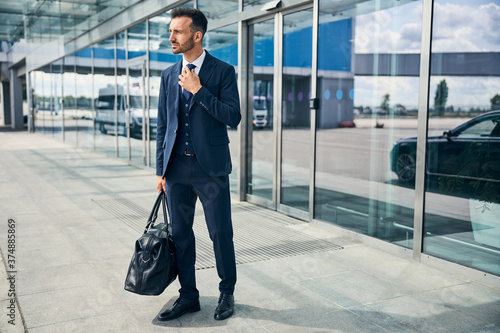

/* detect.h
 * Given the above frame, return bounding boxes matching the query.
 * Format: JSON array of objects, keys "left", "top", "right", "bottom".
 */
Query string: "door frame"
[{"left": 244, "top": 3, "right": 316, "bottom": 222}]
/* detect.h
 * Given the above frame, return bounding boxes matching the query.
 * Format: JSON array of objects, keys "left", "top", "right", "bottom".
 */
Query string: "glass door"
[
  {"left": 246, "top": 17, "right": 276, "bottom": 208},
  {"left": 278, "top": 8, "right": 313, "bottom": 219},
  {"left": 246, "top": 7, "right": 313, "bottom": 220}
]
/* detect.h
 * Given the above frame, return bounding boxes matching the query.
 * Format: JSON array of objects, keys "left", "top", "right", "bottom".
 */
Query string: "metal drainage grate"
[{"left": 93, "top": 196, "right": 343, "bottom": 270}]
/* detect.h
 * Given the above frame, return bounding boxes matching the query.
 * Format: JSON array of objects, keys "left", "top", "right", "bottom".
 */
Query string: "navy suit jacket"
[{"left": 156, "top": 51, "right": 241, "bottom": 178}]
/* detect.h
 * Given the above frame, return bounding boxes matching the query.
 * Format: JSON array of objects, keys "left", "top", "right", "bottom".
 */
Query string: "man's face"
[{"left": 169, "top": 16, "right": 196, "bottom": 54}]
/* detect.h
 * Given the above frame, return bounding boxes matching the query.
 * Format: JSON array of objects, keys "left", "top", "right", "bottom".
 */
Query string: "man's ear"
[{"left": 194, "top": 31, "right": 203, "bottom": 43}]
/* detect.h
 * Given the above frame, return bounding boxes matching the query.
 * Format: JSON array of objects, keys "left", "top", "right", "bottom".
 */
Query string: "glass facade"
[
  {"left": 315, "top": 0, "right": 421, "bottom": 247},
  {"left": 75, "top": 47, "right": 94, "bottom": 151},
  {"left": 94, "top": 36, "right": 118, "bottom": 159},
  {"left": 22, "top": 0, "right": 499, "bottom": 277},
  {"left": 422, "top": 0, "right": 500, "bottom": 276},
  {"left": 204, "top": 22, "right": 240, "bottom": 193},
  {"left": 52, "top": 60, "right": 64, "bottom": 142}
]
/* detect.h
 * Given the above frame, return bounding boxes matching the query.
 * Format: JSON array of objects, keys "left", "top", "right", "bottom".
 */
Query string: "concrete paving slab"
[
  {"left": 299, "top": 270, "right": 415, "bottom": 308},
  {"left": 0, "top": 254, "right": 26, "bottom": 333},
  {"left": 19, "top": 285, "right": 130, "bottom": 329},
  {"left": 27, "top": 309, "right": 145, "bottom": 333},
  {"left": 334, "top": 246, "right": 473, "bottom": 291},
  {"left": 254, "top": 251, "right": 354, "bottom": 283},
  {"left": 365, "top": 287, "right": 498, "bottom": 333},
  {"left": 260, "top": 308, "right": 393, "bottom": 333},
  {"left": 17, "top": 263, "right": 99, "bottom": 296}
]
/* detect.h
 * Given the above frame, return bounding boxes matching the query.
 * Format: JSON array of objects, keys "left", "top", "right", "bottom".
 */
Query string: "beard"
[{"left": 172, "top": 34, "right": 195, "bottom": 54}]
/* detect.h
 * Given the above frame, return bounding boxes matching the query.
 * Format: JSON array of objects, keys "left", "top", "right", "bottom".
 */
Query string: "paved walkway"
[{"left": 0, "top": 129, "right": 499, "bottom": 332}]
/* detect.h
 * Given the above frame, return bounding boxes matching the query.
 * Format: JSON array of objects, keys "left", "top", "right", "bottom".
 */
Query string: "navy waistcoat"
[{"left": 173, "top": 94, "right": 194, "bottom": 155}]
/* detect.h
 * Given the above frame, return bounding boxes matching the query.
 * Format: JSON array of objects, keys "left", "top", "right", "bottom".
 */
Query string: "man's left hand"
[{"left": 179, "top": 66, "right": 202, "bottom": 95}]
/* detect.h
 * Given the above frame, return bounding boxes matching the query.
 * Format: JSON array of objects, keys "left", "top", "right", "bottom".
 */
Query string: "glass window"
[
  {"left": 94, "top": 36, "right": 118, "bottom": 159},
  {"left": 52, "top": 60, "right": 64, "bottom": 141},
  {"left": 32, "top": 67, "right": 50, "bottom": 135},
  {"left": 281, "top": 9, "right": 313, "bottom": 212},
  {"left": 204, "top": 24, "right": 238, "bottom": 66},
  {"left": 75, "top": 47, "right": 94, "bottom": 150},
  {"left": 247, "top": 19, "right": 275, "bottom": 201},
  {"left": 243, "top": 0, "right": 269, "bottom": 11},
  {"left": 63, "top": 55, "right": 77, "bottom": 146},
  {"left": 204, "top": 23, "right": 239, "bottom": 193},
  {"left": 127, "top": 22, "right": 149, "bottom": 165},
  {"left": 423, "top": 0, "right": 500, "bottom": 276},
  {"left": 198, "top": 0, "right": 238, "bottom": 21},
  {"left": 457, "top": 118, "right": 497, "bottom": 138},
  {"left": 315, "top": 0, "right": 422, "bottom": 247}
]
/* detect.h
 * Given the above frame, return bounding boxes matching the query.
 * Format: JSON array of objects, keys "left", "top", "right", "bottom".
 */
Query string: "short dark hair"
[{"left": 171, "top": 7, "right": 208, "bottom": 36}]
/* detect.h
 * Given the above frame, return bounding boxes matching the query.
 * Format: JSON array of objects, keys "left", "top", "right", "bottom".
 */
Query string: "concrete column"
[
  {"left": 9, "top": 68, "right": 24, "bottom": 130},
  {"left": 2, "top": 81, "right": 11, "bottom": 125}
]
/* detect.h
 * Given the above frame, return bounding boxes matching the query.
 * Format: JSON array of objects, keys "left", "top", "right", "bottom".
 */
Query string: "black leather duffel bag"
[{"left": 124, "top": 190, "right": 177, "bottom": 295}]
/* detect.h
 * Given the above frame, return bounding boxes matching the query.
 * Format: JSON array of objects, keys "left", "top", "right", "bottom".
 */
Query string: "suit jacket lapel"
[
  {"left": 198, "top": 52, "right": 216, "bottom": 91},
  {"left": 169, "top": 60, "right": 183, "bottom": 119}
]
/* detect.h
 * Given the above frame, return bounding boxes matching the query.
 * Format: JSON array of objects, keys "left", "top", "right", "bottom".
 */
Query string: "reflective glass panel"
[
  {"left": 281, "top": 9, "right": 313, "bottom": 212},
  {"left": 243, "top": 0, "right": 269, "bottom": 11},
  {"left": 32, "top": 68, "right": 50, "bottom": 135},
  {"left": 14, "top": 0, "right": 144, "bottom": 44},
  {"left": 315, "top": 0, "right": 421, "bottom": 247},
  {"left": 149, "top": 10, "right": 180, "bottom": 171},
  {"left": 63, "top": 55, "right": 77, "bottom": 146},
  {"left": 205, "top": 23, "right": 239, "bottom": 193},
  {"left": 247, "top": 19, "right": 274, "bottom": 201},
  {"left": 75, "top": 47, "right": 94, "bottom": 150},
  {"left": 198, "top": 0, "right": 238, "bottom": 21},
  {"left": 118, "top": 29, "right": 131, "bottom": 162},
  {"left": 423, "top": 0, "right": 500, "bottom": 276},
  {"left": 52, "top": 60, "right": 64, "bottom": 141},
  {"left": 94, "top": 36, "right": 118, "bottom": 158}
]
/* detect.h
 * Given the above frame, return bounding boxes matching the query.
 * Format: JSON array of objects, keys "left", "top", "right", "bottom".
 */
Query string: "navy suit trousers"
[{"left": 164, "top": 153, "right": 237, "bottom": 299}]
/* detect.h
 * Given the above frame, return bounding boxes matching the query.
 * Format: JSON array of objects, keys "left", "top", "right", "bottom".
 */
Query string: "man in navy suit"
[{"left": 155, "top": 7, "right": 241, "bottom": 321}]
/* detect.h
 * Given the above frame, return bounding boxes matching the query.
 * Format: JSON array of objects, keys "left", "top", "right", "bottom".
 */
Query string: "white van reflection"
[
  {"left": 95, "top": 84, "right": 158, "bottom": 138},
  {"left": 253, "top": 95, "right": 268, "bottom": 128}
]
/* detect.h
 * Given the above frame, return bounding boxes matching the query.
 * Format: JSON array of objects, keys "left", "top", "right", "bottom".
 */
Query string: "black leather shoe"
[
  {"left": 214, "top": 293, "right": 234, "bottom": 320},
  {"left": 157, "top": 297, "right": 200, "bottom": 321}
]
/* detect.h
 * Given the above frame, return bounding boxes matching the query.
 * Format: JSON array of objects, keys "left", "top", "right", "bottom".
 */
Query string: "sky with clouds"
[{"left": 353, "top": 0, "right": 500, "bottom": 109}]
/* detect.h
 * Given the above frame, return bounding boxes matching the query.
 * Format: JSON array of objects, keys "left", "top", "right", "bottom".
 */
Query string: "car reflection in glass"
[{"left": 390, "top": 110, "right": 500, "bottom": 202}]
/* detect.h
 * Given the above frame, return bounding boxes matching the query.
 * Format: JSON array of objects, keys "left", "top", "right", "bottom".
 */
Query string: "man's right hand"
[{"left": 157, "top": 175, "right": 166, "bottom": 193}]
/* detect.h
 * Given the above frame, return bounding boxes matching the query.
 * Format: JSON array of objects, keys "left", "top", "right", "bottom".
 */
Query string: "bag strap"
[
  {"left": 160, "top": 191, "right": 171, "bottom": 237},
  {"left": 143, "top": 190, "right": 171, "bottom": 236},
  {"left": 144, "top": 190, "right": 163, "bottom": 233}
]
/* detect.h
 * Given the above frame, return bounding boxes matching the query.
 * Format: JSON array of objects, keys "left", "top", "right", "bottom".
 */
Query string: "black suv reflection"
[{"left": 390, "top": 111, "right": 500, "bottom": 198}]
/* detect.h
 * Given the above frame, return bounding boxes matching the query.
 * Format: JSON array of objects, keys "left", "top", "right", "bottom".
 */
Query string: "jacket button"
[{"left": 174, "top": 130, "right": 177, "bottom": 134}]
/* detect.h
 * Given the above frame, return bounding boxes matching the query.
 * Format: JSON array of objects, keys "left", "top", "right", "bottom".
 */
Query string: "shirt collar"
[{"left": 182, "top": 50, "right": 206, "bottom": 74}]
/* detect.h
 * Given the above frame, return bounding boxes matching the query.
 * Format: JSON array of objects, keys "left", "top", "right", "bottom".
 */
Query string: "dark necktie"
[{"left": 182, "top": 64, "right": 196, "bottom": 100}]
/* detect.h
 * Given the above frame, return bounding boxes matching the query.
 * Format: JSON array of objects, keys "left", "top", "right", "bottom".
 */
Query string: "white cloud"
[
  {"left": 432, "top": 2, "right": 500, "bottom": 52},
  {"left": 355, "top": 1, "right": 500, "bottom": 53},
  {"left": 353, "top": 77, "right": 420, "bottom": 109},
  {"left": 355, "top": 2, "right": 422, "bottom": 53}
]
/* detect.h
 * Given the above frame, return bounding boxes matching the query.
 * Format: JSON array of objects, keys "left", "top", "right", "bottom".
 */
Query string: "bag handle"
[{"left": 144, "top": 190, "right": 170, "bottom": 235}]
